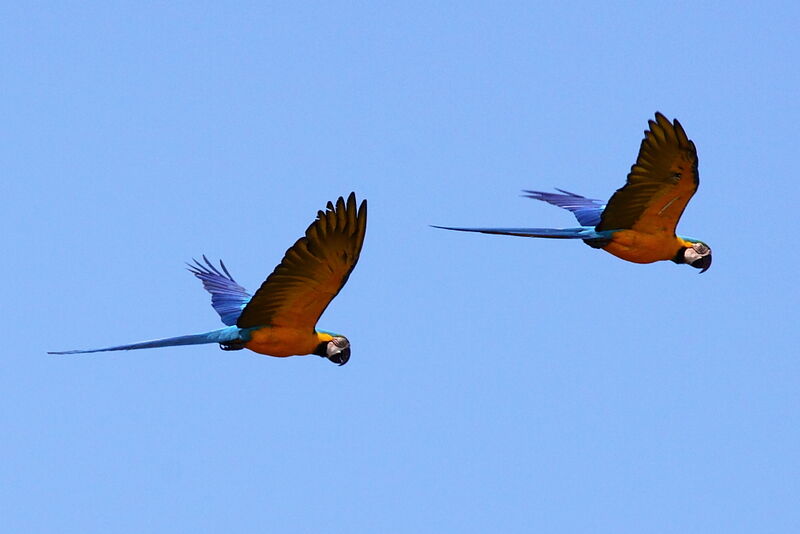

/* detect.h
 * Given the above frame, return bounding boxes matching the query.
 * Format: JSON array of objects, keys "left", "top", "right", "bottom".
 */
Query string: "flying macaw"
[
  {"left": 49, "top": 193, "right": 367, "bottom": 365},
  {"left": 435, "top": 113, "right": 712, "bottom": 272}
]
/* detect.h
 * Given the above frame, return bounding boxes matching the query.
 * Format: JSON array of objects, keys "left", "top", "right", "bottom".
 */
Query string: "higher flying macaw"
[
  {"left": 49, "top": 193, "right": 368, "bottom": 365},
  {"left": 434, "top": 113, "right": 712, "bottom": 272}
]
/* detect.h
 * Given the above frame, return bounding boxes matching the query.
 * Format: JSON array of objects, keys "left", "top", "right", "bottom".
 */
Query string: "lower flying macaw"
[
  {"left": 435, "top": 113, "right": 712, "bottom": 272},
  {"left": 49, "top": 193, "right": 368, "bottom": 365}
]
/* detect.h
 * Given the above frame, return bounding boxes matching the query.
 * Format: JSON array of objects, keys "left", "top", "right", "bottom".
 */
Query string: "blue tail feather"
[
  {"left": 48, "top": 326, "right": 243, "bottom": 355},
  {"left": 432, "top": 225, "right": 603, "bottom": 239}
]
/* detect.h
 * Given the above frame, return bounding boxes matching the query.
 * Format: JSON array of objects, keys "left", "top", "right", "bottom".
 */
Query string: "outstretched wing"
[
  {"left": 522, "top": 189, "right": 605, "bottom": 227},
  {"left": 236, "top": 193, "right": 367, "bottom": 330},
  {"left": 596, "top": 112, "right": 699, "bottom": 235},
  {"left": 188, "top": 256, "right": 251, "bottom": 326}
]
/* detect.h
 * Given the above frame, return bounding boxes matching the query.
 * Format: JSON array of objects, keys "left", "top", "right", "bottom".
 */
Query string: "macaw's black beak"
[
  {"left": 694, "top": 253, "right": 712, "bottom": 274},
  {"left": 329, "top": 347, "right": 350, "bottom": 366}
]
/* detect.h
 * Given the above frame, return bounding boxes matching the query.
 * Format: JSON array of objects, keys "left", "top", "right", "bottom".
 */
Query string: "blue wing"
[
  {"left": 522, "top": 189, "right": 605, "bottom": 227},
  {"left": 188, "top": 256, "right": 251, "bottom": 326}
]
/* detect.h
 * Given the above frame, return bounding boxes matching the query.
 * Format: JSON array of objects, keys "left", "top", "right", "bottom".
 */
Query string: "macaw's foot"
[
  {"left": 220, "top": 340, "right": 246, "bottom": 351},
  {"left": 583, "top": 237, "right": 611, "bottom": 249}
]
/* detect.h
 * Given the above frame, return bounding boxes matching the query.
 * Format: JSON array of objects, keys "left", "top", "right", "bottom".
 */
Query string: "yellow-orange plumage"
[
  {"left": 246, "top": 328, "right": 334, "bottom": 357},
  {"left": 239, "top": 193, "right": 367, "bottom": 357},
  {"left": 603, "top": 231, "right": 695, "bottom": 264},
  {"left": 599, "top": 113, "right": 700, "bottom": 263}
]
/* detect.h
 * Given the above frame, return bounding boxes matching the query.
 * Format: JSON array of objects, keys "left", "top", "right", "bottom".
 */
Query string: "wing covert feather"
[
  {"left": 597, "top": 113, "right": 699, "bottom": 235},
  {"left": 236, "top": 193, "right": 367, "bottom": 330}
]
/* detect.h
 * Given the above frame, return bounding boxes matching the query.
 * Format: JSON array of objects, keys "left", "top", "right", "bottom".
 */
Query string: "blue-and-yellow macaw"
[
  {"left": 435, "top": 113, "right": 712, "bottom": 272},
  {"left": 49, "top": 193, "right": 368, "bottom": 365}
]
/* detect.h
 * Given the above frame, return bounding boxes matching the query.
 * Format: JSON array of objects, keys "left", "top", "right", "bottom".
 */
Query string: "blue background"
[{"left": 3, "top": 2, "right": 798, "bottom": 532}]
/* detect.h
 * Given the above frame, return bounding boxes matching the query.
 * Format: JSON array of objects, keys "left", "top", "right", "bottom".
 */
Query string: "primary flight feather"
[{"left": 50, "top": 193, "right": 368, "bottom": 365}]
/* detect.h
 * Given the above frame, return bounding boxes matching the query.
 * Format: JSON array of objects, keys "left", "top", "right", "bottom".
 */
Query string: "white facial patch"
[
  {"left": 327, "top": 338, "right": 349, "bottom": 357},
  {"left": 684, "top": 247, "right": 703, "bottom": 264}
]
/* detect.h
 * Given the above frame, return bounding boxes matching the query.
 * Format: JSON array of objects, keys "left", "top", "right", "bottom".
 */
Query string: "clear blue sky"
[{"left": 3, "top": 2, "right": 799, "bottom": 533}]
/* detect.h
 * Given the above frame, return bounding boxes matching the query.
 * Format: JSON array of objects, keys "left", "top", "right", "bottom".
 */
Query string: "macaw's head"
[
  {"left": 314, "top": 335, "right": 351, "bottom": 366},
  {"left": 674, "top": 241, "right": 712, "bottom": 273}
]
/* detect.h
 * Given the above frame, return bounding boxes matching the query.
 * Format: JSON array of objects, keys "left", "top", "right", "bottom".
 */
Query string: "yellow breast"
[
  {"left": 603, "top": 230, "right": 684, "bottom": 264},
  {"left": 244, "top": 326, "right": 322, "bottom": 357}
]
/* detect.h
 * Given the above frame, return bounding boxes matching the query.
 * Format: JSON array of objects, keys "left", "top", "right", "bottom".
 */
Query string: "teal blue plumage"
[
  {"left": 49, "top": 258, "right": 255, "bottom": 354},
  {"left": 48, "top": 326, "right": 247, "bottom": 354},
  {"left": 432, "top": 189, "right": 610, "bottom": 241}
]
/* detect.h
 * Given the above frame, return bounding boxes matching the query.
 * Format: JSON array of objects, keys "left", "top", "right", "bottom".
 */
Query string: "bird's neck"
[
  {"left": 315, "top": 330, "right": 335, "bottom": 343},
  {"left": 664, "top": 237, "right": 695, "bottom": 264}
]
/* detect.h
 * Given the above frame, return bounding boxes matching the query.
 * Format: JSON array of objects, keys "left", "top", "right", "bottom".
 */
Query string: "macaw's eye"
[
  {"left": 333, "top": 337, "right": 348, "bottom": 348},
  {"left": 693, "top": 243, "right": 710, "bottom": 255}
]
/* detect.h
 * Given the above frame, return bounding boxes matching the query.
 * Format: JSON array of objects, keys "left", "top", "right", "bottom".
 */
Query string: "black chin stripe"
[
  {"left": 312, "top": 341, "right": 328, "bottom": 357},
  {"left": 672, "top": 248, "right": 687, "bottom": 264}
]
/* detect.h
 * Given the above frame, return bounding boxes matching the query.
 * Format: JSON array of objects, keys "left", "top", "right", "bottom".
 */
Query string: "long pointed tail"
[
  {"left": 48, "top": 326, "right": 242, "bottom": 355},
  {"left": 431, "top": 225, "right": 601, "bottom": 239}
]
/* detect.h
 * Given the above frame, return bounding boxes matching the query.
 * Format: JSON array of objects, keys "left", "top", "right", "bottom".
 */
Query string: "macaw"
[
  {"left": 435, "top": 113, "right": 712, "bottom": 272},
  {"left": 49, "top": 193, "right": 368, "bottom": 365}
]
